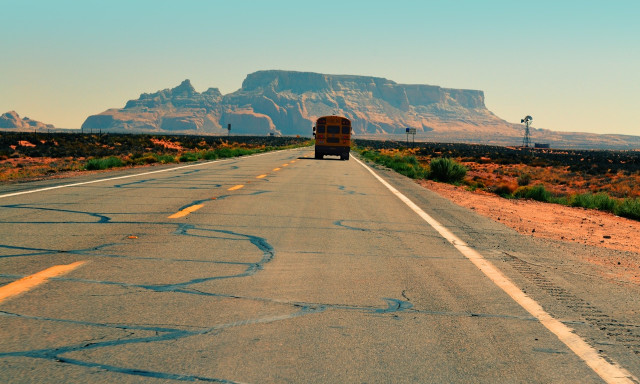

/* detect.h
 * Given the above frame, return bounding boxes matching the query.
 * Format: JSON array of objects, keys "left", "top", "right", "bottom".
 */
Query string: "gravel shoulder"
[{"left": 417, "top": 179, "right": 640, "bottom": 284}]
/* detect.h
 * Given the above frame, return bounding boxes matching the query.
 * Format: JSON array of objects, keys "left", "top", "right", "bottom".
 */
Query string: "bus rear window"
[
  {"left": 316, "top": 125, "right": 325, "bottom": 133},
  {"left": 327, "top": 125, "right": 340, "bottom": 134},
  {"left": 342, "top": 126, "right": 350, "bottom": 134}
]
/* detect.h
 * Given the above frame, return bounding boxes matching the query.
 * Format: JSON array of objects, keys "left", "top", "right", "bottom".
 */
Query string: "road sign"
[{"left": 406, "top": 128, "right": 417, "bottom": 146}]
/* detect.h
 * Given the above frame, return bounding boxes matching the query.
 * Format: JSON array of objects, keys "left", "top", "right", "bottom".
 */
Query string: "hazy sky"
[{"left": 1, "top": 0, "right": 638, "bottom": 136}]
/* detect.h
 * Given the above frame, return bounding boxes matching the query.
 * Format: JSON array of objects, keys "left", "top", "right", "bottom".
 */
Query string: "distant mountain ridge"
[
  {"left": 81, "top": 70, "right": 640, "bottom": 149},
  {"left": 0, "top": 111, "right": 54, "bottom": 131},
  {"left": 82, "top": 70, "right": 517, "bottom": 136}
]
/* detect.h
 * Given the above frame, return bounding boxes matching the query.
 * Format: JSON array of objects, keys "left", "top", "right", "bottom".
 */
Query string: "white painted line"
[
  {"left": 0, "top": 149, "right": 293, "bottom": 200},
  {"left": 354, "top": 156, "right": 637, "bottom": 384}
]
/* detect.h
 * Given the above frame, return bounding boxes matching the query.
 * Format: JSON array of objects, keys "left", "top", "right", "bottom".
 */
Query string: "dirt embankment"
[{"left": 418, "top": 180, "right": 640, "bottom": 283}]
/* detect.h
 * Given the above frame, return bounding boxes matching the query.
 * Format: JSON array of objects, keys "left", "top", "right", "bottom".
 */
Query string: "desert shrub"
[
  {"left": 569, "top": 192, "right": 616, "bottom": 211},
  {"left": 517, "top": 173, "right": 532, "bottom": 186},
  {"left": 492, "top": 183, "right": 516, "bottom": 197},
  {"left": 514, "top": 184, "right": 552, "bottom": 202},
  {"left": 179, "top": 152, "right": 200, "bottom": 162},
  {"left": 465, "top": 181, "right": 485, "bottom": 191},
  {"left": 428, "top": 157, "right": 467, "bottom": 183},
  {"left": 85, "top": 156, "right": 124, "bottom": 170},
  {"left": 591, "top": 193, "right": 617, "bottom": 211},
  {"left": 615, "top": 198, "right": 640, "bottom": 220},
  {"left": 357, "top": 149, "right": 426, "bottom": 179},
  {"left": 373, "top": 154, "right": 424, "bottom": 178},
  {"left": 156, "top": 154, "right": 175, "bottom": 163},
  {"left": 136, "top": 154, "right": 158, "bottom": 164},
  {"left": 202, "top": 151, "right": 218, "bottom": 160},
  {"left": 215, "top": 148, "right": 235, "bottom": 158},
  {"left": 228, "top": 148, "right": 253, "bottom": 157},
  {"left": 387, "top": 156, "right": 422, "bottom": 178}
]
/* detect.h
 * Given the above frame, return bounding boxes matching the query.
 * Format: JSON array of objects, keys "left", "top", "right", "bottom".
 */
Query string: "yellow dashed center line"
[
  {"left": 273, "top": 168, "right": 281, "bottom": 171},
  {"left": 0, "top": 261, "right": 86, "bottom": 304},
  {"left": 282, "top": 164, "right": 289, "bottom": 167},
  {"left": 168, "top": 204, "right": 204, "bottom": 219},
  {"left": 228, "top": 184, "right": 244, "bottom": 191},
  {"left": 256, "top": 174, "right": 268, "bottom": 179}
]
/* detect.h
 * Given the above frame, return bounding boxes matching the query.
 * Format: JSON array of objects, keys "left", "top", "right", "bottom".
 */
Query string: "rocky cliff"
[
  {"left": 1, "top": 111, "right": 55, "bottom": 131},
  {"left": 82, "top": 70, "right": 523, "bottom": 141}
]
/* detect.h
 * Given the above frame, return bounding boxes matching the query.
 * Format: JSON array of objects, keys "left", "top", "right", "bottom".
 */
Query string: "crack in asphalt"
[
  {"left": 1, "top": 204, "right": 111, "bottom": 223},
  {"left": 1, "top": 194, "right": 599, "bottom": 382},
  {"left": 0, "top": 306, "right": 321, "bottom": 383}
]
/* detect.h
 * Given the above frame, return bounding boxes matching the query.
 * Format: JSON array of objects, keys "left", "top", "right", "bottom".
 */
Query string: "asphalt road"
[{"left": 1, "top": 147, "right": 639, "bottom": 383}]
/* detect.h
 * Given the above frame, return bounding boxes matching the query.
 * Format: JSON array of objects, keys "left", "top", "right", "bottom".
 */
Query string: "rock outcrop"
[
  {"left": 1, "top": 111, "right": 55, "bottom": 131},
  {"left": 82, "top": 71, "right": 521, "bottom": 140},
  {"left": 229, "top": 70, "right": 506, "bottom": 137},
  {"left": 82, "top": 80, "right": 225, "bottom": 133}
]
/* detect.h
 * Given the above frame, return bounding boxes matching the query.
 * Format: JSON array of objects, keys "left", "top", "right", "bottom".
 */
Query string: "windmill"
[{"left": 521, "top": 115, "right": 532, "bottom": 147}]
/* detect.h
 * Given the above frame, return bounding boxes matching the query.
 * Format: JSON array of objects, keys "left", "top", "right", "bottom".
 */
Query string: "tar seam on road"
[
  {"left": 0, "top": 261, "right": 86, "bottom": 304},
  {"left": 353, "top": 156, "right": 638, "bottom": 384}
]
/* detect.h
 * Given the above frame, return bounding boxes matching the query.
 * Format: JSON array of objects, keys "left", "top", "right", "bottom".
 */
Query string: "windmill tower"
[{"left": 521, "top": 115, "right": 532, "bottom": 147}]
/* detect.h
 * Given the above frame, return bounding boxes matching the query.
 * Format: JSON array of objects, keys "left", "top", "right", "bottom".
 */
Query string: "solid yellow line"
[
  {"left": 228, "top": 184, "right": 244, "bottom": 191},
  {"left": 168, "top": 204, "right": 204, "bottom": 219},
  {"left": 273, "top": 168, "right": 281, "bottom": 171},
  {"left": 0, "top": 261, "right": 86, "bottom": 304},
  {"left": 256, "top": 174, "right": 268, "bottom": 179}
]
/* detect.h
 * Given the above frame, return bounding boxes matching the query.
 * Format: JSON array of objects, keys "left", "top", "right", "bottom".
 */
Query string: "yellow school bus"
[{"left": 313, "top": 115, "right": 351, "bottom": 160}]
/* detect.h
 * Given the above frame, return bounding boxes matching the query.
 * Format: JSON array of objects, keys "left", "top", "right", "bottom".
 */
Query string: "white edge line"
[
  {"left": 354, "top": 156, "right": 637, "bottom": 384},
  {"left": 0, "top": 148, "right": 302, "bottom": 199}
]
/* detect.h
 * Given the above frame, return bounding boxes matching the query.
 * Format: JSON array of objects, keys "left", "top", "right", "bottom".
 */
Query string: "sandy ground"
[{"left": 418, "top": 180, "right": 640, "bottom": 283}]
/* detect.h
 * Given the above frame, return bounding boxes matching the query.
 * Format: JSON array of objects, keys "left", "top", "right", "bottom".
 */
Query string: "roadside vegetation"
[
  {"left": 354, "top": 140, "right": 640, "bottom": 221},
  {"left": 358, "top": 149, "right": 427, "bottom": 179},
  {"left": 0, "top": 132, "right": 311, "bottom": 181}
]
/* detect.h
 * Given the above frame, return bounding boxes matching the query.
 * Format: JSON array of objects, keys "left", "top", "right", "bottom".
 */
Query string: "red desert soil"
[{"left": 418, "top": 180, "right": 640, "bottom": 283}]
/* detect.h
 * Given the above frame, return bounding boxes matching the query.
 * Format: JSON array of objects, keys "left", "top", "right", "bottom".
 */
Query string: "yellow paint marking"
[
  {"left": 0, "top": 261, "right": 86, "bottom": 304},
  {"left": 168, "top": 204, "right": 204, "bottom": 219},
  {"left": 256, "top": 174, "right": 268, "bottom": 179},
  {"left": 273, "top": 168, "right": 281, "bottom": 171},
  {"left": 227, "top": 184, "right": 244, "bottom": 191},
  {"left": 282, "top": 164, "right": 289, "bottom": 167}
]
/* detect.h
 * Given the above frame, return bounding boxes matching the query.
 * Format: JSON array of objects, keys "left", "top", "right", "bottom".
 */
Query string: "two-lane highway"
[{"left": 1, "top": 148, "right": 638, "bottom": 383}]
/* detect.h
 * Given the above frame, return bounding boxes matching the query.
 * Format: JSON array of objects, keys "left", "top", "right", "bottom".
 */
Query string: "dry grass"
[
  {"left": 1, "top": 132, "right": 311, "bottom": 182},
  {"left": 463, "top": 162, "right": 640, "bottom": 199},
  {"left": 355, "top": 140, "right": 640, "bottom": 220}
]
